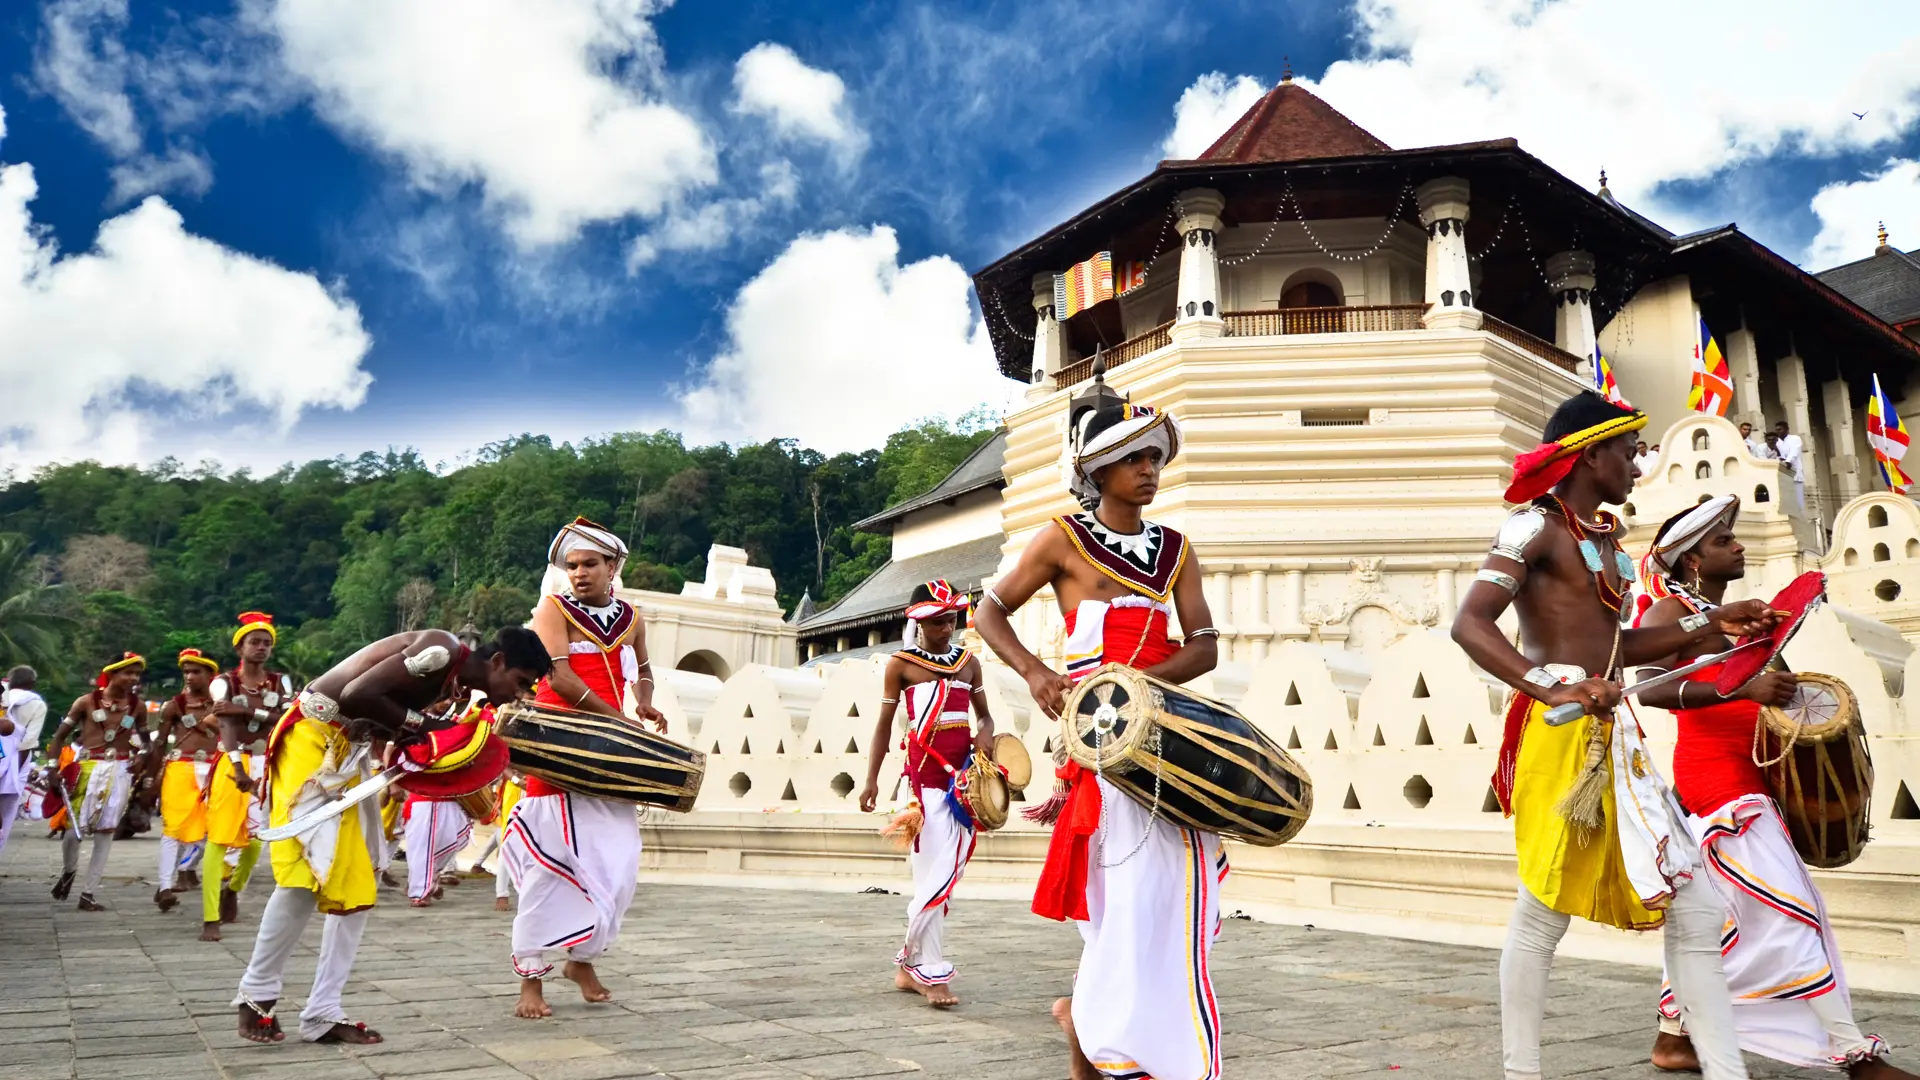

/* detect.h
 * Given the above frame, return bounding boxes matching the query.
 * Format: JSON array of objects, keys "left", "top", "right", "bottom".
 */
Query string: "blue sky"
[{"left": 2, "top": 0, "right": 1917, "bottom": 472}]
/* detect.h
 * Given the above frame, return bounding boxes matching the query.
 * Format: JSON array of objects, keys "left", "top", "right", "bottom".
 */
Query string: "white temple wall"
[{"left": 889, "top": 488, "right": 1004, "bottom": 560}]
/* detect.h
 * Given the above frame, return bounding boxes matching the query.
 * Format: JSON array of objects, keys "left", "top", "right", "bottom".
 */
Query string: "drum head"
[
  {"left": 1760, "top": 672, "right": 1858, "bottom": 742},
  {"left": 1061, "top": 665, "right": 1158, "bottom": 773},
  {"left": 964, "top": 758, "right": 1010, "bottom": 830},
  {"left": 991, "top": 733, "right": 1032, "bottom": 790}
]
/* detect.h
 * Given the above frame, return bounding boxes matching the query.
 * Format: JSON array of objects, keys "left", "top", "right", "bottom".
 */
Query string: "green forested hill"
[{"left": 0, "top": 410, "right": 996, "bottom": 704}]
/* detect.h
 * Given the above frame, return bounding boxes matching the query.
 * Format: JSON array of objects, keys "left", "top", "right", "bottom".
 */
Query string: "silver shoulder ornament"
[
  {"left": 403, "top": 645, "right": 451, "bottom": 677},
  {"left": 1491, "top": 506, "right": 1547, "bottom": 564}
]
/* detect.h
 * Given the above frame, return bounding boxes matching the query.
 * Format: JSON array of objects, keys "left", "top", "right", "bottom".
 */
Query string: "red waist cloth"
[
  {"left": 1033, "top": 602, "right": 1179, "bottom": 922},
  {"left": 1671, "top": 664, "right": 1766, "bottom": 817},
  {"left": 527, "top": 650, "right": 628, "bottom": 799}
]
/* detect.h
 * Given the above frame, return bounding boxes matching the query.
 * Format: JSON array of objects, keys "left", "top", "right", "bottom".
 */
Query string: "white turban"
[
  {"left": 1060, "top": 401, "right": 1183, "bottom": 506},
  {"left": 541, "top": 516, "right": 628, "bottom": 599},
  {"left": 1647, "top": 495, "right": 1740, "bottom": 574}
]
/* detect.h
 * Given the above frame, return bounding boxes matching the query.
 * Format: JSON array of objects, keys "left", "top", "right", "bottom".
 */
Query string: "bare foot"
[
  {"left": 154, "top": 888, "right": 178, "bottom": 912},
  {"left": 380, "top": 870, "right": 399, "bottom": 888},
  {"left": 1652, "top": 1030, "right": 1702, "bottom": 1073},
  {"left": 200, "top": 921, "right": 222, "bottom": 942},
  {"left": 562, "top": 960, "right": 612, "bottom": 1003},
  {"left": 431, "top": 886, "right": 444, "bottom": 900},
  {"left": 1849, "top": 1059, "right": 1920, "bottom": 1080},
  {"left": 220, "top": 887, "right": 240, "bottom": 924},
  {"left": 440, "top": 872, "right": 460, "bottom": 886},
  {"left": 237, "top": 1000, "right": 284, "bottom": 1043},
  {"left": 76, "top": 894, "right": 105, "bottom": 912},
  {"left": 514, "top": 979, "right": 552, "bottom": 1019},
  {"left": 894, "top": 968, "right": 918, "bottom": 993},
  {"left": 494, "top": 896, "right": 510, "bottom": 912},
  {"left": 314, "top": 1021, "right": 383, "bottom": 1044},
  {"left": 1053, "top": 996, "right": 1098, "bottom": 1080},
  {"left": 919, "top": 982, "right": 958, "bottom": 1008},
  {"left": 410, "top": 896, "right": 433, "bottom": 908}
]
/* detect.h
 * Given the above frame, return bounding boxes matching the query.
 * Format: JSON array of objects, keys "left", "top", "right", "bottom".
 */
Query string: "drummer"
[
  {"left": 1636, "top": 498, "right": 1912, "bottom": 1079},
  {"left": 973, "top": 378, "right": 1225, "bottom": 1080},
  {"left": 505, "top": 516, "right": 665, "bottom": 1020},
  {"left": 1452, "top": 389, "right": 1782, "bottom": 1080},
  {"left": 231, "top": 625, "right": 549, "bottom": 1047},
  {"left": 856, "top": 580, "right": 996, "bottom": 1008}
]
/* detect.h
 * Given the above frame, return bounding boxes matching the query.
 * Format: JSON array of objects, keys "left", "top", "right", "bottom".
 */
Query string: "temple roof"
[
  {"left": 1186, "top": 79, "right": 1391, "bottom": 164},
  {"left": 793, "top": 533, "right": 1006, "bottom": 638},
  {"left": 852, "top": 431, "right": 1007, "bottom": 534},
  {"left": 1817, "top": 243, "right": 1920, "bottom": 330}
]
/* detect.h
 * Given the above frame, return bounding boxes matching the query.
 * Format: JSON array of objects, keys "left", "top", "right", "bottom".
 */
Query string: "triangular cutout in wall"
[
  {"left": 1372, "top": 726, "right": 1386, "bottom": 747},
  {"left": 812, "top": 740, "right": 824, "bottom": 754},
  {"left": 775, "top": 740, "right": 785, "bottom": 754},
  {"left": 743, "top": 705, "right": 754, "bottom": 719},
  {"left": 1324, "top": 731, "right": 1339, "bottom": 751},
  {"left": 1412, "top": 674, "right": 1430, "bottom": 699},
  {"left": 1482, "top": 786, "right": 1502, "bottom": 813},
  {"left": 1286, "top": 727, "right": 1301, "bottom": 750},
  {"left": 845, "top": 737, "right": 859, "bottom": 754},
  {"left": 847, "top": 704, "right": 859, "bottom": 717},
  {"left": 1284, "top": 682, "right": 1302, "bottom": 706},
  {"left": 711, "top": 741, "right": 722, "bottom": 754},
  {"left": 1893, "top": 781, "right": 1920, "bottom": 820},
  {"left": 1463, "top": 724, "right": 1477, "bottom": 745},
  {"left": 1414, "top": 718, "right": 1433, "bottom": 746},
  {"left": 780, "top": 780, "right": 798, "bottom": 801},
  {"left": 739, "top": 738, "right": 751, "bottom": 754},
  {"left": 1343, "top": 785, "right": 1361, "bottom": 810}
]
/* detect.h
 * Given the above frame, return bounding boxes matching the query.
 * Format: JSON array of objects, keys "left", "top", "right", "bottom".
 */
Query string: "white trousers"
[
  {"left": 503, "top": 792, "right": 641, "bottom": 978},
  {"left": 1502, "top": 877, "right": 1746, "bottom": 1080},
  {"left": 1071, "top": 776, "right": 1227, "bottom": 1080},
  {"left": 157, "top": 836, "right": 206, "bottom": 891},
  {"left": 0, "top": 793, "right": 18, "bottom": 856},
  {"left": 233, "top": 886, "right": 372, "bottom": 1042},
  {"left": 895, "top": 786, "right": 974, "bottom": 985},
  {"left": 404, "top": 800, "right": 472, "bottom": 899},
  {"left": 61, "top": 828, "right": 115, "bottom": 894}
]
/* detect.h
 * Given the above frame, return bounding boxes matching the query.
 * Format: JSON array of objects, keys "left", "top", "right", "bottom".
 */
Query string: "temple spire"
[{"left": 1877, "top": 221, "right": 1891, "bottom": 252}]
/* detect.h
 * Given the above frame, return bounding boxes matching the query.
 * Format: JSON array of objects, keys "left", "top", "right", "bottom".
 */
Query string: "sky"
[{"left": 2, "top": 0, "right": 1918, "bottom": 474}]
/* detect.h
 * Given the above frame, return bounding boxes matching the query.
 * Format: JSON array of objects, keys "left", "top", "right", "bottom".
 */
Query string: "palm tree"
[{"left": 0, "top": 533, "right": 75, "bottom": 673}]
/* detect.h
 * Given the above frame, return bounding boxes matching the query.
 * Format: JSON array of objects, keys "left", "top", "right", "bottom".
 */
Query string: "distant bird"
[{"left": 1853, "top": 111, "right": 1868, "bottom": 119}]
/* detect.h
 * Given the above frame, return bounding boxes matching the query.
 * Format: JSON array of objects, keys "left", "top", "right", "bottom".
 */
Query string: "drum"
[
  {"left": 495, "top": 701, "right": 705, "bottom": 812},
  {"left": 955, "top": 755, "right": 1010, "bottom": 831},
  {"left": 991, "top": 732, "right": 1032, "bottom": 791},
  {"left": 455, "top": 785, "right": 500, "bottom": 826},
  {"left": 1061, "top": 664, "right": 1312, "bottom": 847},
  {"left": 1757, "top": 672, "right": 1872, "bottom": 869}
]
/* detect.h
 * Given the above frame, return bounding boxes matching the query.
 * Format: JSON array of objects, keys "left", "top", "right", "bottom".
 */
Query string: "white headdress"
[
  {"left": 1059, "top": 376, "right": 1182, "bottom": 508},
  {"left": 541, "top": 516, "right": 629, "bottom": 598},
  {"left": 1646, "top": 495, "right": 1740, "bottom": 576}
]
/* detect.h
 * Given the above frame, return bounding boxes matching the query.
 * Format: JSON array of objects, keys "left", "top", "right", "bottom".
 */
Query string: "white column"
[
  {"left": 1417, "top": 177, "right": 1480, "bottom": 331},
  {"left": 1821, "top": 377, "right": 1862, "bottom": 502},
  {"left": 1243, "top": 568, "right": 1273, "bottom": 661},
  {"left": 1545, "top": 250, "right": 1597, "bottom": 367},
  {"left": 1775, "top": 351, "right": 1821, "bottom": 520},
  {"left": 1725, "top": 322, "right": 1762, "bottom": 432},
  {"left": 1170, "top": 188, "right": 1226, "bottom": 343},
  {"left": 1278, "top": 569, "right": 1307, "bottom": 639},
  {"left": 1436, "top": 565, "right": 1458, "bottom": 624},
  {"left": 1027, "top": 271, "right": 1067, "bottom": 398},
  {"left": 1208, "top": 569, "right": 1237, "bottom": 662}
]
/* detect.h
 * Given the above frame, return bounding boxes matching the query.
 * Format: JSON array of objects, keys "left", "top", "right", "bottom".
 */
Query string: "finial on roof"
[
  {"left": 1877, "top": 221, "right": 1890, "bottom": 250},
  {"left": 1090, "top": 347, "right": 1107, "bottom": 383},
  {"left": 1597, "top": 167, "right": 1609, "bottom": 195},
  {"left": 1281, "top": 56, "right": 1293, "bottom": 84}
]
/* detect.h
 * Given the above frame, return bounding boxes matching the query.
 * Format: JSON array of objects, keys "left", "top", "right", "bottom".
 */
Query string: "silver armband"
[
  {"left": 985, "top": 587, "right": 1011, "bottom": 613},
  {"left": 1186, "top": 627, "right": 1219, "bottom": 639},
  {"left": 1522, "top": 666, "right": 1561, "bottom": 689},
  {"left": 1491, "top": 507, "right": 1546, "bottom": 563},
  {"left": 253, "top": 707, "right": 270, "bottom": 720},
  {"left": 1475, "top": 568, "right": 1519, "bottom": 594},
  {"left": 1678, "top": 612, "right": 1711, "bottom": 634}
]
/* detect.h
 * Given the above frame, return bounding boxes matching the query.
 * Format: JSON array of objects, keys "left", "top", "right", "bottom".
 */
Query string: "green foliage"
[{"left": 0, "top": 413, "right": 999, "bottom": 680}]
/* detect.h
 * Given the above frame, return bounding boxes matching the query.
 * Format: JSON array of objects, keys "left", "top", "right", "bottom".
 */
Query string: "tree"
[
  {"left": 56, "top": 533, "right": 153, "bottom": 596},
  {"left": 395, "top": 578, "right": 437, "bottom": 631},
  {"left": 0, "top": 533, "right": 75, "bottom": 675}
]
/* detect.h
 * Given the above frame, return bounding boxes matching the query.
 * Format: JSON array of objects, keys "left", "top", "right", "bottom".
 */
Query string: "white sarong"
[
  {"left": 404, "top": 799, "right": 473, "bottom": 899},
  {"left": 895, "top": 785, "right": 975, "bottom": 985},
  {"left": 503, "top": 791, "right": 641, "bottom": 977},
  {"left": 1658, "top": 795, "right": 1885, "bottom": 1068},
  {"left": 73, "top": 758, "right": 133, "bottom": 833},
  {"left": 1071, "top": 775, "right": 1228, "bottom": 1080}
]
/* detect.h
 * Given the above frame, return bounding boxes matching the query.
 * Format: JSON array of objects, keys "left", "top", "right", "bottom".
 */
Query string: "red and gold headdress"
[
  {"left": 904, "top": 579, "right": 970, "bottom": 622},
  {"left": 1504, "top": 392, "right": 1648, "bottom": 504},
  {"left": 177, "top": 648, "right": 221, "bottom": 673},
  {"left": 233, "top": 611, "right": 277, "bottom": 648},
  {"left": 97, "top": 651, "right": 146, "bottom": 687}
]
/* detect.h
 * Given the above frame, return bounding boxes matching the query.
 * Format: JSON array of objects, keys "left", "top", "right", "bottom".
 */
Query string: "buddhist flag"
[
  {"left": 1867, "top": 372, "right": 1912, "bottom": 494},
  {"left": 1116, "top": 259, "right": 1148, "bottom": 296},
  {"left": 1593, "top": 349, "right": 1629, "bottom": 407},
  {"left": 1688, "top": 317, "right": 1733, "bottom": 416},
  {"left": 1053, "top": 251, "right": 1114, "bottom": 320}
]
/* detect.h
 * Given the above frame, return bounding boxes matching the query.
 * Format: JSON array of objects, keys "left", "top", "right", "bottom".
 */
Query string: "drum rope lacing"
[{"left": 1091, "top": 686, "right": 1164, "bottom": 868}]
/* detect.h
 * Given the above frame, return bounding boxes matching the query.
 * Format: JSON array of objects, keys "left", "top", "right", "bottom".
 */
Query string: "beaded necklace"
[{"left": 1542, "top": 494, "right": 1633, "bottom": 612}]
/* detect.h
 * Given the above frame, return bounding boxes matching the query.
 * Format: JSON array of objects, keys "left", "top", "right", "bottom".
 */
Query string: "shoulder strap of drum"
[{"left": 900, "top": 680, "right": 957, "bottom": 782}]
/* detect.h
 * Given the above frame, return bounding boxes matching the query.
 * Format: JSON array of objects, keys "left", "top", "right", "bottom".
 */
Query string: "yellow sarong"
[
  {"left": 267, "top": 716, "right": 378, "bottom": 915},
  {"left": 160, "top": 760, "right": 209, "bottom": 843},
  {"left": 205, "top": 754, "right": 255, "bottom": 848},
  {"left": 500, "top": 777, "right": 522, "bottom": 822},
  {"left": 1510, "top": 697, "right": 1664, "bottom": 931}
]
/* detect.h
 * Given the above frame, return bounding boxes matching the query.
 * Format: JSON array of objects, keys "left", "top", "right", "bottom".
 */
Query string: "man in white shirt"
[
  {"left": 1773, "top": 421, "right": 1806, "bottom": 509},
  {"left": 1631, "top": 440, "right": 1654, "bottom": 479},
  {"left": 1740, "top": 422, "right": 1776, "bottom": 460},
  {"left": 0, "top": 666, "right": 49, "bottom": 856}
]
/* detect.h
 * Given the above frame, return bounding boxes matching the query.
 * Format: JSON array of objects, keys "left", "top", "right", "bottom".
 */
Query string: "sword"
[
  {"left": 1542, "top": 638, "right": 1769, "bottom": 726},
  {"left": 256, "top": 763, "right": 404, "bottom": 842}
]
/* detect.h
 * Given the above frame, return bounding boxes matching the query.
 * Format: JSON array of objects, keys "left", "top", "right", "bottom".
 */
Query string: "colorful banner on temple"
[
  {"left": 1867, "top": 372, "right": 1912, "bottom": 494},
  {"left": 1688, "top": 317, "right": 1733, "bottom": 416},
  {"left": 1116, "top": 259, "right": 1148, "bottom": 295},
  {"left": 1593, "top": 350, "right": 1629, "bottom": 407},
  {"left": 1053, "top": 252, "right": 1114, "bottom": 320}
]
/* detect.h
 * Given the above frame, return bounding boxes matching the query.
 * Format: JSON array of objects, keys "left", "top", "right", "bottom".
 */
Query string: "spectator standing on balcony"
[
  {"left": 1741, "top": 422, "right": 1776, "bottom": 460},
  {"left": 1773, "top": 421, "right": 1806, "bottom": 510},
  {"left": 1632, "top": 441, "right": 1654, "bottom": 478}
]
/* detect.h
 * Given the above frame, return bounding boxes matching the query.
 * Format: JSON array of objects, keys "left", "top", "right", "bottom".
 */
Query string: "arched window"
[
  {"left": 1695, "top": 462, "right": 1712, "bottom": 479},
  {"left": 1278, "top": 268, "right": 1345, "bottom": 309},
  {"left": 1874, "top": 543, "right": 1891, "bottom": 563},
  {"left": 1754, "top": 485, "right": 1770, "bottom": 503},
  {"left": 1869, "top": 505, "right": 1890, "bottom": 528},
  {"left": 1691, "top": 430, "right": 1710, "bottom": 451}
]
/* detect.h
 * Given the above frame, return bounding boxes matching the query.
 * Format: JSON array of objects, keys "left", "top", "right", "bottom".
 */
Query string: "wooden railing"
[
  {"left": 1055, "top": 320, "right": 1173, "bottom": 386},
  {"left": 1222, "top": 304, "right": 1425, "bottom": 337},
  {"left": 1481, "top": 314, "right": 1583, "bottom": 374}
]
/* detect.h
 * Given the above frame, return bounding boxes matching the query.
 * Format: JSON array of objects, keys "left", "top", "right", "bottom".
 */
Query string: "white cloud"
[
  {"left": 1807, "top": 159, "right": 1920, "bottom": 268},
  {"left": 258, "top": 0, "right": 716, "bottom": 245},
  {"left": 0, "top": 119, "right": 373, "bottom": 469},
  {"left": 731, "top": 43, "right": 865, "bottom": 153},
  {"left": 1162, "top": 72, "right": 1266, "bottom": 159},
  {"left": 677, "top": 225, "right": 1007, "bottom": 452},
  {"left": 34, "top": 0, "right": 142, "bottom": 158},
  {"left": 1307, "top": 0, "right": 1920, "bottom": 214},
  {"left": 107, "top": 146, "right": 214, "bottom": 205},
  {"left": 625, "top": 161, "right": 799, "bottom": 271}
]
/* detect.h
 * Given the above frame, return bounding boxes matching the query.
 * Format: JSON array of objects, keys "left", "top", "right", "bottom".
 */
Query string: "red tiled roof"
[{"left": 1190, "top": 79, "right": 1392, "bottom": 163}]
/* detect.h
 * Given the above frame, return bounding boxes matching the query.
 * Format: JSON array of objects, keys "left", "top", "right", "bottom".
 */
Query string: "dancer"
[
  {"left": 973, "top": 382, "right": 1224, "bottom": 1080},
  {"left": 0, "top": 666, "right": 48, "bottom": 858},
  {"left": 857, "top": 580, "right": 996, "bottom": 1008},
  {"left": 147, "top": 649, "right": 222, "bottom": 913},
  {"left": 1452, "top": 390, "right": 1783, "bottom": 1080},
  {"left": 505, "top": 517, "right": 663, "bottom": 1019},
  {"left": 1636, "top": 497, "right": 1913, "bottom": 1079},
  {"left": 46, "top": 653, "right": 149, "bottom": 910},
  {"left": 402, "top": 789, "right": 472, "bottom": 907},
  {"left": 232, "top": 626, "right": 549, "bottom": 1046},
  {"left": 202, "top": 613, "right": 293, "bottom": 941}
]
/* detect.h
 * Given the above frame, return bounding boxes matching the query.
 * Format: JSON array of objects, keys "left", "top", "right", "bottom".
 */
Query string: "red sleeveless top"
[
  {"left": 1671, "top": 659, "right": 1766, "bottom": 818},
  {"left": 903, "top": 681, "right": 974, "bottom": 789},
  {"left": 525, "top": 646, "right": 626, "bottom": 798}
]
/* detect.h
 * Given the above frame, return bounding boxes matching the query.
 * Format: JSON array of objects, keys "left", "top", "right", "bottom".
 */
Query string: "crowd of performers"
[{"left": 0, "top": 386, "right": 1913, "bottom": 1078}]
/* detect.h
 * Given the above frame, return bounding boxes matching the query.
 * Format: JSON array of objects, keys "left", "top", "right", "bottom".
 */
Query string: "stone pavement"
[{"left": 2, "top": 831, "right": 1915, "bottom": 1080}]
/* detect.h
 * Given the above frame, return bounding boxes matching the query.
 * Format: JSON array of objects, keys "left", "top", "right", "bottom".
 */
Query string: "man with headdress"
[
  {"left": 45, "top": 652, "right": 149, "bottom": 910},
  {"left": 201, "top": 613, "right": 294, "bottom": 941},
  {"left": 1635, "top": 498, "right": 1913, "bottom": 1079},
  {"left": 146, "top": 648, "right": 223, "bottom": 913},
  {"left": 856, "top": 580, "right": 996, "bottom": 1008},
  {"left": 974, "top": 377, "right": 1224, "bottom": 1080},
  {"left": 505, "top": 516, "right": 664, "bottom": 1019},
  {"left": 1453, "top": 389, "right": 1785, "bottom": 1080},
  {"left": 231, "top": 626, "right": 549, "bottom": 1046}
]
